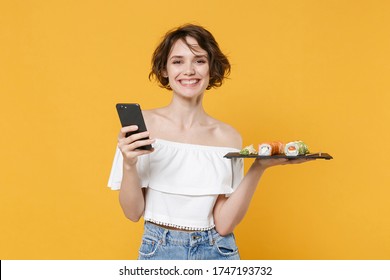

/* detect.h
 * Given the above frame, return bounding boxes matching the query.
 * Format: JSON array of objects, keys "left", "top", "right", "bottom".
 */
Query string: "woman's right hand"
[{"left": 117, "top": 125, "right": 155, "bottom": 167}]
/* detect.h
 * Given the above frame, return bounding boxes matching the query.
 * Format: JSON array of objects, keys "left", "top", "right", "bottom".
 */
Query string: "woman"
[{"left": 108, "top": 24, "right": 311, "bottom": 260}]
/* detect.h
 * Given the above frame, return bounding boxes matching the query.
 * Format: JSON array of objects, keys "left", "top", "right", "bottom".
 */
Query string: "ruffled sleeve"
[
  {"left": 226, "top": 158, "right": 244, "bottom": 197},
  {"left": 107, "top": 147, "right": 150, "bottom": 190}
]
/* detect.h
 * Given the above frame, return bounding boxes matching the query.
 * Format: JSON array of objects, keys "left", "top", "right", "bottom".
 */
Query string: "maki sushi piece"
[
  {"left": 284, "top": 141, "right": 309, "bottom": 156},
  {"left": 239, "top": 144, "right": 257, "bottom": 156},
  {"left": 258, "top": 142, "right": 284, "bottom": 156}
]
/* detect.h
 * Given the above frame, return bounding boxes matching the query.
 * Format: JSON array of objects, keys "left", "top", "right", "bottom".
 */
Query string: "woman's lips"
[{"left": 179, "top": 79, "right": 200, "bottom": 86}]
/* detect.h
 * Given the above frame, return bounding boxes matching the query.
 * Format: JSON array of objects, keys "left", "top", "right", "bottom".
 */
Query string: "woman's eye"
[
  {"left": 172, "top": 60, "right": 182, "bottom": 64},
  {"left": 196, "top": 60, "right": 207, "bottom": 64}
]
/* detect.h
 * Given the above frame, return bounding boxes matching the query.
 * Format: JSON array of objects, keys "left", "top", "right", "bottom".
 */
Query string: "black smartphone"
[{"left": 116, "top": 103, "right": 153, "bottom": 150}]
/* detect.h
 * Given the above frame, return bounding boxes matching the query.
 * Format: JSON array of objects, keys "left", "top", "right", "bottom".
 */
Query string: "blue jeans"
[{"left": 138, "top": 222, "right": 240, "bottom": 260}]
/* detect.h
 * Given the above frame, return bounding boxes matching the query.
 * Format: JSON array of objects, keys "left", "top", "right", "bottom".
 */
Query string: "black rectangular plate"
[{"left": 224, "top": 152, "right": 333, "bottom": 160}]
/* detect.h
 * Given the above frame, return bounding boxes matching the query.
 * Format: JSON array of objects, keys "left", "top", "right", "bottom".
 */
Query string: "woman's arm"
[
  {"left": 118, "top": 163, "right": 146, "bottom": 222},
  {"left": 213, "top": 150, "right": 312, "bottom": 236},
  {"left": 117, "top": 125, "right": 155, "bottom": 222}
]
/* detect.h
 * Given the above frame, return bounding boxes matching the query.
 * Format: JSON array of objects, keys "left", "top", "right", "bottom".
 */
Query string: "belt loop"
[
  {"left": 208, "top": 230, "right": 214, "bottom": 245},
  {"left": 161, "top": 229, "right": 168, "bottom": 246}
]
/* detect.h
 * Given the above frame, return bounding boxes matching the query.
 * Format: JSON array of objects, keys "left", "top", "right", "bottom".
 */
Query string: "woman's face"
[{"left": 164, "top": 36, "right": 210, "bottom": 98}]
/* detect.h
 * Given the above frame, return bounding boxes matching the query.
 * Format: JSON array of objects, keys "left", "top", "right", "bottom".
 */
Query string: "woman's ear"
[{"left": 161, "top": 69, "right": 168, "bottom": 78}]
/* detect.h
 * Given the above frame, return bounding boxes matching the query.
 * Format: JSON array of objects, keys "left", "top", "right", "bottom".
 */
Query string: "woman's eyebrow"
[
  {"left": 194, "top": 55, "right": 208, "bottom": 59},
  {"left": 169, "top": 54, "right": 208, "bottom": 60},
  {"left": 169, "top": 55, "right": 183, "bottom": 60}
]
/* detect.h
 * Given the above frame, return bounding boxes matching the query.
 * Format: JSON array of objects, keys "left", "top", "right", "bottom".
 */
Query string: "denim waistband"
[{"left": 144, "top": 221, "right": 219, "bottom": 246}]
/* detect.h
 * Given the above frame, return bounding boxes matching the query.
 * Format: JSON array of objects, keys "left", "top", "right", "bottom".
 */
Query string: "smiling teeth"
[{"left": 181, "top": 79, "right": 198, "bottom": 85}]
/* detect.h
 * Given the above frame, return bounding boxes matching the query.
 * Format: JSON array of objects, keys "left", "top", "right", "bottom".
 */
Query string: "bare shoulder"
[
  {"left": 142, "top": 108, "right": 162, "bottom": 125},
  {"left": 142, "top": 108, "right": 167, "bottom": 136},
  {"left": 211, "top": 118, "right": 242, "bottom": 149}
]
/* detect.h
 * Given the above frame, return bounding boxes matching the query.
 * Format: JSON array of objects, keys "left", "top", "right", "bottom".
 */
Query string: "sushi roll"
[
  {"left": 258, "top": 141, "right": 284, "bottom": 156},
  {"left": 239, "top": 144, "right": 257, "bottom": 155},
  {"left": 284, "top": 141, "right": 309, "bottom": 156}
]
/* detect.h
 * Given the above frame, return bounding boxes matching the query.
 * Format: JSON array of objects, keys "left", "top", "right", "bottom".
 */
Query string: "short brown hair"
[{"left": 149, "top": 24, "right": 231, "bottom": 90}]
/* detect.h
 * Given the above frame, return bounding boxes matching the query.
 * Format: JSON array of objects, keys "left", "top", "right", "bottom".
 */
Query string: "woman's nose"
[{"left": 183, "top": 63, "right": 195, "bottom": 75}]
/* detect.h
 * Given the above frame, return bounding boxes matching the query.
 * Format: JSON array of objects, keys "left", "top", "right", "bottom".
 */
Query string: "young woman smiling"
[{"left": 108, "top": 24, "right": 311, "bottom": 260}]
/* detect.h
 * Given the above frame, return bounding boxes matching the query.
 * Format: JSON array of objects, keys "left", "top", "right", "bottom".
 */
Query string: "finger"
[
  {"left": 118, "top": 131, "right": 150, "bottom": 145},
  {"left": 254, "top": 158, "right": 289, "bottom": 169},
  {"left": 122, "top": 148, "right": 155, "bottom": 164},
  {"left": 128, "top": 138, "right": 155, "bottom": 150},
  {"left": 121, "top": 125, "right": 139, "bottom": 133},
  {"left": 287, "top": 158, "right": 316, "bottom": 164},
  {"left": 118, "top": 137, "right": 155, "bottom": 151},
  {"left": 273, "top": 158, "right": 290, "bottom": 166},
  {"left": 256, "top": 158, "right": 288, "bottom": 164},
  {"left": 127, "top": 131, "right": 150, "bottom": 141},
  {"left": 119, "top": 132, "right": 151, "bottom": 147},
  {"left": 118, "top": 125, "right": 139, "bottom": 139}
]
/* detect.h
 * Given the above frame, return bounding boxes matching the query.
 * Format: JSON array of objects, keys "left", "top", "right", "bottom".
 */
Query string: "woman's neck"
[{"left": 164, "top": 94, "right": 209, "bottom": 129}]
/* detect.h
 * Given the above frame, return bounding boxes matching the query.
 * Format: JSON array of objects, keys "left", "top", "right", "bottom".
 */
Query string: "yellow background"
[{"left": 1, "top": 0, "right": 389, "bottom": 259}]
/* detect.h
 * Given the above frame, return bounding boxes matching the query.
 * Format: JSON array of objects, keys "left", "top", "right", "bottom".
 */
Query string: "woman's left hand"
[{"left": 252, "top": 157, "right": 315, "bottom": 170}]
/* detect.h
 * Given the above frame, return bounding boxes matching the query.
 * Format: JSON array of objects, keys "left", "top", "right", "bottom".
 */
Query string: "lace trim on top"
[{"left": 145, "top": 218, "right": 215, "bottom": 231}]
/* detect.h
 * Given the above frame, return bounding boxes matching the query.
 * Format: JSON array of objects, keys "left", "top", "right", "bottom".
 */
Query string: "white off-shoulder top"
[{"left": 108, "top": 139, "right": 244, "bottom": 231}]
